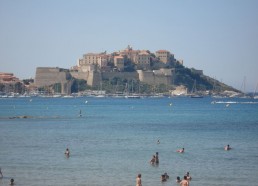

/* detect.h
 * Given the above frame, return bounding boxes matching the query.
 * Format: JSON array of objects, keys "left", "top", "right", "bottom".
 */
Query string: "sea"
[{"left": 0, "top": 96, "right": 258, "bottom": 186}]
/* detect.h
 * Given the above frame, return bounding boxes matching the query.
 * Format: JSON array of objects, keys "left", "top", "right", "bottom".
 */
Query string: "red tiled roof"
[{"left": 156, "top": 50, "right": 169, "bottom": 53}]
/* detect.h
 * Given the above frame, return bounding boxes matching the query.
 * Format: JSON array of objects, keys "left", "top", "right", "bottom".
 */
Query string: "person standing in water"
[
  {"left": 150, "top": 155, "right": 155, "bottom": 164},
  {"left": 180, "top": 176, "right": 189, "bottom": 186},
  {"left": 64, "top": 148, "right": 70, "bottom": 157},
  {"left": 176, "top": 176, "right": 181, "bottom": 183},
  {"left": 185, "top": 172, "right": 192, "bottom": 181},
  {"left": 224, "top": 144, "right": 231, "bottom": 151},
  {"left": 136, "top": 174, "right": 142, "bottom": 186},
  {"left": 155, "top": 152, "right": 159, "bottom": 164}
]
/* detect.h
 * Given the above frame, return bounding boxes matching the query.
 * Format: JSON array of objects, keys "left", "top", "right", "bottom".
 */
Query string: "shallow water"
[{"left": 0, "top": 97, "right": 258, "bottom": 186}]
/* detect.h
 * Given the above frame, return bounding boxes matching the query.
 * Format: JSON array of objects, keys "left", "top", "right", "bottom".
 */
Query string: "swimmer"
[
  {"left": 150, "top": 155, "right": 156, "bottom": 164},
  {"left": 64, "top": 148, "right": 70, "bottom": 156},
  {"left": 136, "top": 174, "right": 142, "bottom": 186},
  {"left": 155, "top": 152, "right": 159, "bottom": 164},
  {"left": 185, "top": 172, "right": 192, "bottom": 181},
  {"left": 157, "top": 139, "right": 160, "bottom": 144},
  {"left": 176, "top": 176, "right": 181, "bottom": 183},
  {"left": 10, "top": 178, "right": 14, "bottom": 185},
  {"left": 180, "top": 176, "right": 189, "bottom": 186},
  {"left": 164, "top": 172, "right": 169, "bottom": 179},
  {"left": 224, "top": 144, "right": 231, "bottom": 151},
  {"left": 161, "top": 174, "right": 167, "bottom": 182},
  {"left": 177, "top": 147, "right": 184, "bottom": 153}
]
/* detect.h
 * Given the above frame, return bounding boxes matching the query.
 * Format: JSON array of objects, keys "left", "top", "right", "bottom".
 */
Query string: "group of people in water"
[
  {"left": 137, "top": 141, "right": 232, "bottom": 186},
  {"left": 147, "top": 147, "right": 191, "bottom": 185},
  {"left": 136, "top": 171, "right": 192, "bottom": 186},
  {"left": 2, "top": 143, "right": 231, "bottom": 186},
  {"left": 149, "top": 152, "right": 159, "bottom": 165},
  {"left": 176, "top": 172, "right": 192, "bottom": 186}
]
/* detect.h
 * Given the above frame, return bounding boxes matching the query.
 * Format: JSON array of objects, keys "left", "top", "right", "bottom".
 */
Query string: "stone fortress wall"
[
  {"left": 35, "top": 67, "right": 175, "bottom": 94},
  {"left": 35, "top": 67, "right": 72, "bottom": 94}
]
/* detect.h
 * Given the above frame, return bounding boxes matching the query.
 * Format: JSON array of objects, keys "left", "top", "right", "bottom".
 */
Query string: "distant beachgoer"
[
  {"left": 0, "top": 168, "right": 3, "bottom": 178},
  {"left": 65, "top": 148, "right": 70, "bottom": 156},
  {"left": 150, "top": 155, "right": 155, "bottom": 164},
  {"left": 224, "top": 144, "right": 231, "bottom": 151},
  {"left": 136, "top": 174, "right": 142, "bottom": 186},
  {"left": 185, "top": 172, "right": 192, "bottom": 181},
  {"left": 176, "top": 176, "right": 181, "bottom": 183},
  {"left": 10, "top": 178, "right": 14, "bottom": 185},
  {"left": 177, "top": 148, "right": 184, "bottom": 153},
  {"left": 180, "top": 176, "right": 189, "bottom": 186},
  {"left": 155, "top": 152, "right": 159, "bottom": 164},
  {"left": 164, "top": 172, "right": 169, "bottom": 179},
  {"left": 161, "top": 174, "right": 167, "bottom": 182},
  {"left": 157, "top": 139, "right": 160, "bottom": 144}
]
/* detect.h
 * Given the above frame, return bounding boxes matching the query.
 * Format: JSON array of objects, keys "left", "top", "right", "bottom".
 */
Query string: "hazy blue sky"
[{"left": 1, "top": 0, "right": 258, "bottom": 92}]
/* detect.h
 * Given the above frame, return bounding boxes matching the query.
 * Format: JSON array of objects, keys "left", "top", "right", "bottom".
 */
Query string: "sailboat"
[
  {"left": 124, "top": 80, "right": 141, "bottom": 99},
  {"left": 252, "top": 83, "right": 258, "bottom": 99},
  {"left": 190, "top": 80, "right": 203, "bottom": 98}
]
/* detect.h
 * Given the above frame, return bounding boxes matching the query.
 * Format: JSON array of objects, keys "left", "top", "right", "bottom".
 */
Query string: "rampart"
[
  {"left": 138, "top": 68, "right": 174, "bottom": 85},
  {"left": 101, "top": 72, "right": 138, "bottom": 81},
  {"left": 35, "top": 67, "right": 72, "bottom": 94},
  {"left": 35, "top": 67, "right": 71, "bottom": 87},
  {"left": 35, "top": 67, "right": 175, "bottom": 93}
]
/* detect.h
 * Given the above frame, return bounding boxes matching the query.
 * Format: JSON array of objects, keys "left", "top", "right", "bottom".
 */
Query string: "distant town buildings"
[
  {"left": 0, "top": 72, "right": 20, "bottom": 83},
  {"left": 156, "top": 50, "right": 174, "bottom": 64},
  {"left": 114, "top": 55, "right": 125, "bottom": 71},
  {"left": 3, "top": 46, "right": 202, "bottom": 95},
  {"left": 134, "top": 50, "right": 150, "bottom": 70},
  {"left": 0, "top": 72, "right": 24, "bottom": 95},
  {"left": 33, "top": 46, "right": 180, "bottom": 94},
  {"left": 1, "top": 45, "right": 243, "bottom": 97}
]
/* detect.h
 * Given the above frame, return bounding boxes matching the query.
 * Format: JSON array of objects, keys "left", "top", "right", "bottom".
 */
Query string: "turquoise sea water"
[{"left": 0, "top": 97, "right": 258, "bottom": 186}]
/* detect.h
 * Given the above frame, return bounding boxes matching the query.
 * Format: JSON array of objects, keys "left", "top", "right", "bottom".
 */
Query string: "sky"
[{"left": 0, "top": 0, "right": 258, "bottom": 92}]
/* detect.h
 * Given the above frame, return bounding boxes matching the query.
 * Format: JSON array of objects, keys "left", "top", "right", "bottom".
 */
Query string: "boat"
[
  {"left": 190, "top": 80, "right": 203, "bottom": 98},
  {"left": 125, "top": 94, "right": 141, "bottom": 99},
  {"left": 190, "top": 94, "right": 203, "bottom": 98},
  {"left": 124, "top": 80, "right": 141, "bottom": 99},
  {"left": 62, "top": 95, "right": 74, "bottom": 98}
]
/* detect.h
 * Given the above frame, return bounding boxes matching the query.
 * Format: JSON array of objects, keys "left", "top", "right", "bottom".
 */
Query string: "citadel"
[
  {"left": 2, "top": 46, "right": 241, "bottom": 98},
  {"left": 34, "top": 45, "right": 185, "bottom": 95}
]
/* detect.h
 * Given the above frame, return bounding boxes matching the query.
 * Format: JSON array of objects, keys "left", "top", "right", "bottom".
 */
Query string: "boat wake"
[{"left": 211, "top": 101, "right": 258, "bottom": 104}]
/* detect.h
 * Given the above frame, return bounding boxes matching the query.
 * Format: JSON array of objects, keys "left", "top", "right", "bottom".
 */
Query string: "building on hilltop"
[
  {"left": 134, "top": 50, "right": 150, "bottom": 70},
  {"left": 114, "top": 55, "right": 125, "bottom": 71},
  {"left": 81, "top": 53, "right": 99, "bottom": 65},
  {"left": 156, "top": 50, "right": 174, "bottom": 64},
  {"left": 190, "top": 68, "right": 203, "bottom": 75},
  {"left": 118, "top": 45, "right": 140, "bottom": 64},
  {"left": 77, "top": 52, "right": 110, "bottom": 71}
]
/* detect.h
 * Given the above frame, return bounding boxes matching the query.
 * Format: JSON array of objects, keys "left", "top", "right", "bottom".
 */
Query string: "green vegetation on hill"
[{"left": 174, "top": 63, "right": 238, "bottom": 93}]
